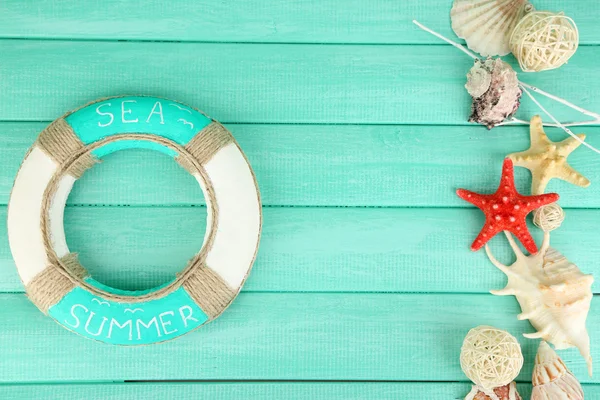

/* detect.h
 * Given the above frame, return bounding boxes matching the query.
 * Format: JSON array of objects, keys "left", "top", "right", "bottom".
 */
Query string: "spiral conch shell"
[
  {"left": 451, "top": 0, "right": 534, "bottom": 57},
  {"left": 485, "top": 232, "right": 593, "bottom": 376},
  {"left": 531, "top": 341, "right": 584, "bottom": 399}
]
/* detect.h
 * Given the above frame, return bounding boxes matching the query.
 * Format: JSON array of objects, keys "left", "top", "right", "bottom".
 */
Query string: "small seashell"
[
  {"left": 486, "top": 232, "right": 594, "bottom": 376},
  {"left": 466, "top": 59, "right": 493, "bottom": 98},
  {"left": 464, "top": 382, "right": 522, "bottom": 400},
  {"left": 466, "top": 58, "right": 522, "bottom": 129},
  {"left": 451, "top": 0, "right": 534, "bottom": 57},
  {"left": 531, "top": 341, "right": 584, "bottom": 399}
]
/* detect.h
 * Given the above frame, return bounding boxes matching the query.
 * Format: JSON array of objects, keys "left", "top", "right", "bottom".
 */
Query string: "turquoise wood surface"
[
  {"left": 1, "top": 0, "right": 599, "bottom": 44},
  {"left": 11, "top": 382, "right": 600, "bottom": 399},
  {"left": 0, "top": 293, "right": 597, "bottom": 382},
  {"left": 1, "top": 1, "right": 600, "bottom": 399},
  {"left": 7, "top": 382, "right": 600, "bottom": 400},
  {"left": 1, "top": 42, "right": 599, "bottom": 125},
  {"left": 0, "top": 123, "right": 598, "bottom": 207},
  {"left": 0, "top": 207, "right": 599, "bottom": 294}
]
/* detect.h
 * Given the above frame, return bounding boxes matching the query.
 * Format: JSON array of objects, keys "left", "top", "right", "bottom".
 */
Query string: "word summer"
[{"left": 64, "top": 304, "right": 199, "bottom": 341}]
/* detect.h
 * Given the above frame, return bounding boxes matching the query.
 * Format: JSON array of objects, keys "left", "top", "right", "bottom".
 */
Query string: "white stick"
[
  {"left": 496, "top": 117, "right": 600, "bottom": 127},
  {"left": 518, "top": 82, "right": 600, "bottom": 121},
  {"left": 412, "top": 20, "right": 600, "bottom": 129},
  {"left": 521, "top": 85, "right": 600, "bottom": 154},
  {"left": 412, "top": 20, "right": 478, "bottom": 60}
]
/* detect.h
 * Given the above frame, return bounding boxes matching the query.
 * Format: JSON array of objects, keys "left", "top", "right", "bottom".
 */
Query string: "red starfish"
[{"left": 457, "top": 158, "right": 559, "bottom": 253}]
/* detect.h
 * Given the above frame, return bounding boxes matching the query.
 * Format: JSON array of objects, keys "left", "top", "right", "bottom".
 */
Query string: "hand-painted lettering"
[
  {"left": 121, "top": 100, "right": 139, "bottom": 123},
  {"left": 159, "top": 311, "right": 178, "bottom": 335},
  {"left": 96, "top": 103, "right": 114, "bottom": 127},
  {"left": 136, "top": 317, "right": 161, "bottom": 340},
  {"left": 146, "top": 101, "right": 165, "bottom": 124},
  {"left": 108, "top": 318, "right": 133, "bottom": 341},
  {"left": 65, "top": 304, "right": 88, "bottom": 329},
  {"left": 84, "top": 311, "right": 109, "bottom": 336},
  {"left": 179, "top": 305, "right": 199, "bottom": 327}
]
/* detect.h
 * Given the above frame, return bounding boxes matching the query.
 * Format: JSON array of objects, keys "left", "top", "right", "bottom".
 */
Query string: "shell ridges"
[
  {"left": 531, "top": 341, "right": 584, "bottom": 400},
  {"left": 451, "top": 0, "right": 532, "bottom": 56},
  {"left": 485, "top": 232, "right": 593, "bottom": 376}
]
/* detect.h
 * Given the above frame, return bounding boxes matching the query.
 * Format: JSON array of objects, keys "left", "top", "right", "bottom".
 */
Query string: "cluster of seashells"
[
  {"left": 446, "top": 2, "right": 592, "bottom": 399},
  {"left": 451, "top": 0, "right": 578, "bottom": 71},
  {"left": 461, "top": 326, "right": 586, "bottom": 400},
  {"left": 453, "top": 0, "right": 580, "bottom": 128},
  {"left": 462, "top": 142, "right": 594, "bottom": 398}
]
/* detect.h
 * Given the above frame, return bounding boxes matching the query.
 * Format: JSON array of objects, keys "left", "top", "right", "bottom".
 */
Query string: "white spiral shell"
[
  {"left": 451, "top": 0, "right": 533, "bottom": 56},
  {"left": 531, "top": 341, "right": 584, "bottom": 400}
]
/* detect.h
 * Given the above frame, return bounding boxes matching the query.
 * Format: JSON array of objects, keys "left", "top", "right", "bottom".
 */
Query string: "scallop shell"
[
  {"left": 531, "top": 341, "right": 584, "bottom": 400},
  {"left": 485, "top": 232, "right": 593, "bottom": 376},
  {"left": 451, "top": 0, "right": 533, "bottom": 56}
]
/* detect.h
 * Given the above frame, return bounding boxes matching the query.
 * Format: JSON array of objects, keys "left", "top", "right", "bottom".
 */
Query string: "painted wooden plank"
[
  {"left": 8, "top": 382, "right": 600, "bottom": 400},
  {"left": 0, "top": 1, "right": 597, "bottom": 45},
  {"left": 1, "top": 41, "right": 598, "bottom": 125},
  {"left": 0, "top": 206, "right": 598, "bottom": 294},
  {"left": 0, "top": 382, "right": 486, "bottom": 400},
  {"left": 0, "top": 293, "right": 596, "bottom": 382},
  {"left": 1, "top": 123, "right": 598, "bottom": 208}
]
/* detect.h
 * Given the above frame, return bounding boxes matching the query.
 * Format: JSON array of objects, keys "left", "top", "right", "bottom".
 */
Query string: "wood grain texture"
[
  {"left": 0, "top": 1, "right": 597, "bottom": 45},
  {"left": 1, "top": 41, "right": 598, "bottom": 125},
  {"left": 4, "top": 382, "right": 600, "bottom": 400},
  {"left": 1, "top": 206, "right": 598, "bottom": 294},
  {"left": 0, "top": 293, "right": 596, "bottom": 383},
  {"left": 3, "top": 0, "right": 600, "bottom": 393},
  {"left": 1, "top": 123, "right": 598, "bottom": 207}
]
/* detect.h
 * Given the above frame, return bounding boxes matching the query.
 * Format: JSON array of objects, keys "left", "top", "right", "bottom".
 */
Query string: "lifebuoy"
[{"left": 8, "top": 96, "right": 261, "bottom": 345}]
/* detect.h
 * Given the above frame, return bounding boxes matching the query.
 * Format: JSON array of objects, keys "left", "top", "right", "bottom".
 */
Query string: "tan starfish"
[{"left": 508, "top": 115, "right": 590, "bottom": 195}]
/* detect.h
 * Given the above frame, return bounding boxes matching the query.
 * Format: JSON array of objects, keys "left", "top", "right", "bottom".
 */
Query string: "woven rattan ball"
[
  {"left": 510, "top": 11, "right": 578, "bottom": 72},
  {"left": 533, "top": 203, "right": 565, "bottom": 232},
  {"left": 460, "top": 326, "right": 524, "bottom": 390}
]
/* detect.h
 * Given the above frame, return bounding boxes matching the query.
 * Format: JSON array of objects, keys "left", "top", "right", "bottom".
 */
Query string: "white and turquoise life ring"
[{"left": 7, "top": 96, "right": 262, "bottom": 345}]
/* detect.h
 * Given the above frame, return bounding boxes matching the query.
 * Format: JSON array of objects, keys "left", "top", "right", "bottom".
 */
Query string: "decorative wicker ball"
[
  {"left": 460, "top": 326, "right": 524, "bottom": 390},
  {"left": 533, "top": 203, "right": 565, "bottom": 232},
  {"left": 510, "top": 11, "right": 579, "bottom": 72}
]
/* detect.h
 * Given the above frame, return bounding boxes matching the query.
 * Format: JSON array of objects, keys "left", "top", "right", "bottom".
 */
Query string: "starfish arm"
[
  {"left": 509, "top": 222, "right": 538, "bottom": 254},
  {"left": 521, "top": 192, "right": 560, "bottom": 213},
  {"left": 470, "top": 222, "right": 502, "bottom": 251},
  {"left": 499, "top": 158, "right": 517, "bottom": 192},
  {"left": 531, "top": 171, "right": 551, "bottom": 195},
  {"left": 558, "top": 134, "right": 586, "bottom": 157},
  {"left": 456, "top": 189, "right": 491, "bottom": 209},
  {"left": 507, "top": 150, "right": 534, "bottom": 168},
  {"left": 529, "top": 115, "right": 551, "bottom": 147},
  {"left": 559, "top": 163, "right": 591, "bottom": 188}
]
